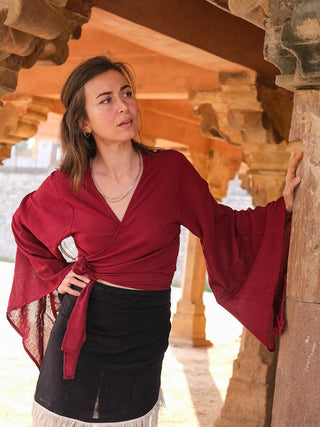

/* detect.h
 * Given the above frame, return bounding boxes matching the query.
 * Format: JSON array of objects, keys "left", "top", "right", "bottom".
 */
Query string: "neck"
[{"left": 93, "top": 141, "right": 137, "bottom": 181}]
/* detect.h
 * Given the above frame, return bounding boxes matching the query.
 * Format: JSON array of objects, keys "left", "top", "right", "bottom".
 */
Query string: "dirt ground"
[{"left": 1, "top": 261, "right": 241, "bottom": 427}]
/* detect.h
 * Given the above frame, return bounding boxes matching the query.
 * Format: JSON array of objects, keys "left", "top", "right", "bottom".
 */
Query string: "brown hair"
[{"left": 59, "top": 55, "right": 150, "bottom": 192}]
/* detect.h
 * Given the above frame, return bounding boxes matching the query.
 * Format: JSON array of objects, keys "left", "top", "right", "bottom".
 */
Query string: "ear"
[{"left": 79, "top": 117, "right": 91, "bottom": 133}]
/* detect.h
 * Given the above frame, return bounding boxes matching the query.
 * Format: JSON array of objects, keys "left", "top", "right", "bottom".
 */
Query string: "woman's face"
[{"left": 82, "top": 69, "right": 139, "bottom": 148}]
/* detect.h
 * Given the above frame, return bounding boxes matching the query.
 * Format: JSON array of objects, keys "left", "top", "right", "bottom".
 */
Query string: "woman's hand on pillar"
[{"left": 283, "top": 148, "right": 303, "bottom": 213}]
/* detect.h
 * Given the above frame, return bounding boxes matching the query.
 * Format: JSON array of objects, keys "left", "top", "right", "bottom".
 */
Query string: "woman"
[{"left": 7, "top": 56, "right": 302, "bottom": 426}]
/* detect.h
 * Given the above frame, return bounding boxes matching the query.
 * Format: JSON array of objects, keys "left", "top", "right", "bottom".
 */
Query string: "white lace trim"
[{"left": 32, "top": 392, "right": 164, "bottom": 427}]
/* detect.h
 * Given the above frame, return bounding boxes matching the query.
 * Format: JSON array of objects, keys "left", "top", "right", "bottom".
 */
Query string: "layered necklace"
[{"left": 91, "top": 152, "right": 143, "bottom": 203}]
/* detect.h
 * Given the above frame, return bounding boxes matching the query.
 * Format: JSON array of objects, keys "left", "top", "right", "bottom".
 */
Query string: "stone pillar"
[
  {"left": 210, "top": 1, "right": 320, "bottom": 425},
  {"left": 216, "top": 330, "right": 278, "bottom": 427},
  {"left": 190, "top": 70, "right": 292, "bottom": 427},
  {"left": 214, "top": 176, "right": 284, "bottom": 427},
  {"left": 171, "top": 230, "right": 211, "bottom": 346},
  {"left": 171, "top": 151, "right": 213, "bottom": 347},
  {"left": 272, "top": 92, "right": 320, "bottom": 426},
  {"left": 263, "top": 2, "right": 320, "bottom": 425},
  {"left": 171, "top": 148, "right": 241, "bottom": 346}
]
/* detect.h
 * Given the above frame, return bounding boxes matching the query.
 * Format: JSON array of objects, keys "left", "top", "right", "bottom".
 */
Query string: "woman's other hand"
[
  {"left": 57, "top": 269, "right": 90, "bottom": 296},
  {"left": 283, "top": 148, "right": 303, "bottom": 213}
]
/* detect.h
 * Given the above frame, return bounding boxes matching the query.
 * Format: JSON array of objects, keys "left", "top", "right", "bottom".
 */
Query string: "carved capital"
[
  {"left": 190, "top": 71, "right": 259, "bottom": 147},
  {"left": 208, "top": 0, "right": 320, "bottom": 90},
  {"left": 0, "top": 95, "right": 53, "bottom": 163},
  {"left": 265, "top": 0, "right": 320, "bottom": 90},
  {"left": 0, "top": 0, "right": 92, "bottom": 97},
  {"left": 190, "top": 71, "right": 293, "bottom": 204}
]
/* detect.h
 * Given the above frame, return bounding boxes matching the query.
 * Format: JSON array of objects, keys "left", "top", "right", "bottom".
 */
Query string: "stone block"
[
  {"left": 286, "top": 90, "right": 320, "bottom": 302},
  {"left": 0, "top": 67, "right": 18, "bottom": 97},
  {"left": 216, "top": 378, "right": 270, "bottom": 427},
  {"left": 272, "top": 298, "right": 320, "bottom": 426}
]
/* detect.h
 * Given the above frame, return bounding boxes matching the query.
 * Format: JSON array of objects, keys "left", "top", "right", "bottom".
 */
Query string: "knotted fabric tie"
[{"left": 61, "top": 256, "right": 96, "bottom": 379}]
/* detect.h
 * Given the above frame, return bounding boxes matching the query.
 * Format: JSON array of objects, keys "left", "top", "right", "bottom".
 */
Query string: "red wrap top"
[{"left": 7, "top": 149, "right": 290, "bottom": 379}]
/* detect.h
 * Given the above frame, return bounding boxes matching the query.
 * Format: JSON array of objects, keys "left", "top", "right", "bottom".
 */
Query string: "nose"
[{"left": 116, "top": 97, "right": 128, "bottom": 113}]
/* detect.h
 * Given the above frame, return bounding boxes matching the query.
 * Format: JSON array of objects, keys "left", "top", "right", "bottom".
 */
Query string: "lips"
[{"left": 118, "top": 119, "right": 132, "bottom": 127}]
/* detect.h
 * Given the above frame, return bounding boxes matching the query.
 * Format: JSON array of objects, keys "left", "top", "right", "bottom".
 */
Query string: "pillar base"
[{"left": 171, "top": 310, "right": 213, "bottom": 347}]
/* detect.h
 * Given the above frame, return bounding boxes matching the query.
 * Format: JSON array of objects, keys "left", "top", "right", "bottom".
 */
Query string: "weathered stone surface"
[
  {"left": 0, "top": 0, "right": 91, "bottom": 96},
  {"left": 266, "top": 0, "right": 320, "bottom": 90},
  {"left": 272, "top": 90, "right": 320, "bottom": 426},
  {"left": 286, "top": 90, "right": 320, "bottom": 302},
  {"left": 215, "top": 329, "right": 277, "bottom": 427},
  {"left": 190, "top": 71, "right": 260, "bottom": 147},
  {"left": 212, "top": 1, "right": 320, "bottom": 90},
  {"left": 272, "top": 298, "right": 320, "bottom": 426}
]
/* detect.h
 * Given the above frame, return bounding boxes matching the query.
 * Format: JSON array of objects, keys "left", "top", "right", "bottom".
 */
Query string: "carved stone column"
[
  {"left": 264, "top": 3, "right": 320, "bottom": 425},
  {"left": 190, "top": 69, "right": 292, "bottom": 427},
  {"left": 214, "top": 160, "right": 285, "bottom": 427},
  {"left": 206, "top": 1, "right": 320, "bottom": 425},
  {"left": 216, "top": 330, "right": 278, "bottom": 427},
  {"left": 171, "top": 148, "right": 241, "bottom": 346},
  {"left": 272, "top": 89, "right": 320, "bottom": 427},
  {"left": 171, "top": 229, "right": 210, "bottom": 346}
]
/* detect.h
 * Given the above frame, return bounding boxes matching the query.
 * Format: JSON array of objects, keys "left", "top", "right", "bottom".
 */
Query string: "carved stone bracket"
[
  {"left": 207, "top": 0, "right": 320, "bottom": 91},
  {"left": 0, "top": 0, "right": 92, "bottom": 97},
  {"left": 189, "top": 71, "right": 293, "bottom": 204},
  {"left": 265, "top": 0, "right": 320, "bottom": 90},
  {"left": 0, "top": 95, "right": 53, "bottom": 163}
]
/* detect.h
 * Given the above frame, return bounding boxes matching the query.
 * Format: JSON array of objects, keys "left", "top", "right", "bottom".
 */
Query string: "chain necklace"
[{"left": 91, "top": 152, "right": 143, "bottom": 203}]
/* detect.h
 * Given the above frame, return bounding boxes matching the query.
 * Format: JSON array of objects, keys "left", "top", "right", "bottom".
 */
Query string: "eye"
[
  {"left": 101, "top": 97, "right": 112, "bottom": 104},
  {"left": 123, "top": 90, "right": 133, "bottom": 98}
]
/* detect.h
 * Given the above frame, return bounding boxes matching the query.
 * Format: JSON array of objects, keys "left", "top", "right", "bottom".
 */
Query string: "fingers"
[
  {"left": 57, "top": 270, "right": 90, "bottom": 296},
  {"left": 283, "top": 147, "right": 303, "bottom": 212},
  {"left": 287, "top": 150, "right": 303, "bottom": 179}
]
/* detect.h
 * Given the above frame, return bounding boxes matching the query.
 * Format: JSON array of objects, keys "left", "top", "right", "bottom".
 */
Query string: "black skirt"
[{"left": 34, "top": 282, "right": 171, "bottom": 424}]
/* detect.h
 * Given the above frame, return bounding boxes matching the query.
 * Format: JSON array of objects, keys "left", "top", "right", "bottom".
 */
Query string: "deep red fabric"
[{"left": 7, "top": 149, "right": 290, "bottom": 379}]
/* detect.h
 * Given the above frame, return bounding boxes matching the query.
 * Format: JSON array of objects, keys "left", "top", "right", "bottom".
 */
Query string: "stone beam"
[
  {"left": 139, "top": 100, "right": 216, "bottom": 153},
  {"left": 92, "top": 0, "right": 278, "bottom": 78},
  {"left": 14, "top": 25, "right": 222, "bottom": 99},
  {"left": 0, "top": 0, "right": 91, "bottom": 97}
]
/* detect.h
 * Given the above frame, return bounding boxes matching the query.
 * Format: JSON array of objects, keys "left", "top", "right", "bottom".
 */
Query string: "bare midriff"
[{"left": 96, "top": 279, "right": 143, "bottom": 291}]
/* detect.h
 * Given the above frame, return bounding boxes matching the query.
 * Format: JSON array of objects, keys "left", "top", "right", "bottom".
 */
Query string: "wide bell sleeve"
[
  {"left": 7, "top": 175, "right": 74, "bottom": 368},
  {"left": 175, "top": 154, "right": 291, "bottom": 351}
]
